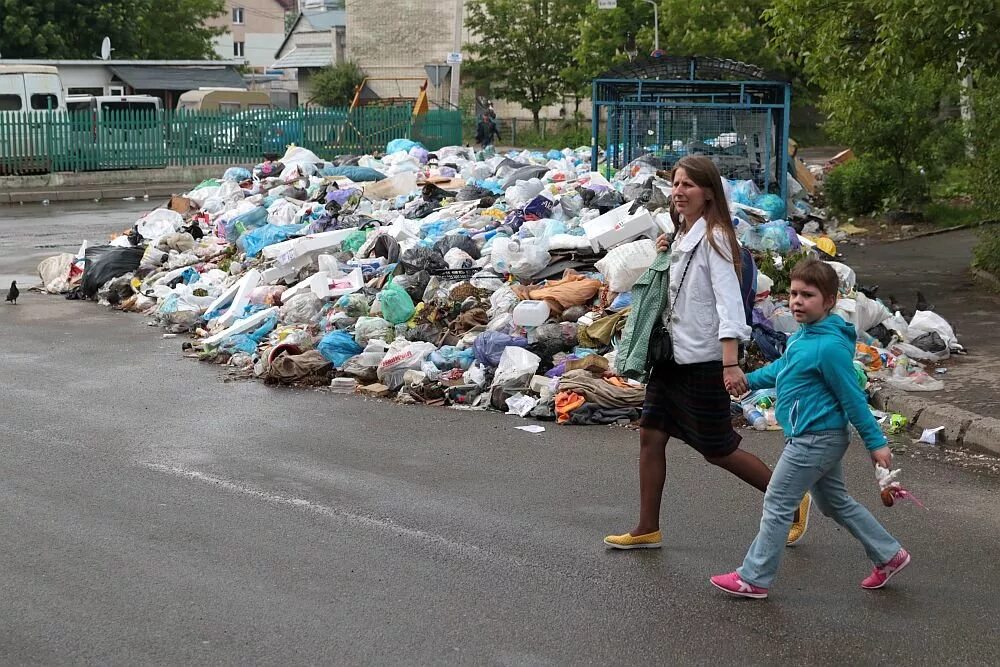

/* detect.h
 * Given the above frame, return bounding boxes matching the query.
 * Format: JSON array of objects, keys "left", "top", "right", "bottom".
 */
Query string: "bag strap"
[{"left": 665, "top": 238, "right": 703, "bottom": 322}]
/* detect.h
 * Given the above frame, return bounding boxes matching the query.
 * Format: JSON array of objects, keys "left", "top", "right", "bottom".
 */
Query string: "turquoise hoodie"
[{"left": 746, "top": 314, "right": 887, "bottom": 450}]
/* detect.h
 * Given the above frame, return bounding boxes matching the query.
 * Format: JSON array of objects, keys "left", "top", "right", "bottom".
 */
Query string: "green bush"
[
  {"left": 309, "top": 62, "right": 365, "bottom": 107},
  {"left": 973, "top": 226, "right": 1000, "bottom": 278},
  {"left": 823, "top": 157, "right": 896, "bottom": 215},
  {"left": 971, "top": 75, "right": 1000, "bottom": 211}
]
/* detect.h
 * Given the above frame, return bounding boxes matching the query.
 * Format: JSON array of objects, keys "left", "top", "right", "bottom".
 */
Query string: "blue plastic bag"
[
  {"left": 753, "top": 193, "right": 787, "bottom": 221},
  {"left": 223, "top": 167, "right": 252, "bottom": 182},
  {"left": 546, "top": 149, "right": 563, "bottom": 160},
  {"left": 430, "top": 345, "right": 475, "bottom": 371},
  {"left": 473, "top": 331, "right": 529, "bottom": 367},
  {"left": 524, "top": 195, "right": 554, "bottom": 219},
  {"left": 224, "top": 206, "right": 267, "bottom": 242},
  {"left": 378, "top": 281, "right": 415, "bottom": 324},
  {"left": 320, "top": 165, "right": 387, "bottom": 181},
  {"left": 238, "top": 223, "right": 306, "bottom": 257},
  {"left": 219, "top": 311, "right": 278, "bottom": 354},
  {"left": 386, "top": 138, "right": 423, "bottom": 154},
  {"left": 317, "top": 330, "right": 363, "bottom": 368}
]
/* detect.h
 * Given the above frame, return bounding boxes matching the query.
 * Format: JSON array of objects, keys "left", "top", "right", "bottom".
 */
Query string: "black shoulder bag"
[{"left": 647, "top": 238, "right": 702, "bottom": 368}]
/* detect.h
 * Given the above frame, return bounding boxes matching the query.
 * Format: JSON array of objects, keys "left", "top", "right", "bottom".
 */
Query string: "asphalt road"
[
  {"left": 2, "top": 289, "right": 1000, "bottom": 664},
  {"left": 2, "top": 201, "right": 1000, "bottom": 663}
]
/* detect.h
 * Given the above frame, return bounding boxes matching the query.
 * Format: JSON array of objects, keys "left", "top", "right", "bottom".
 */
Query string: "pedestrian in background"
[
  {"left": 711, "top": 259, "right": 909, "bottom": 599},
  {"left": 475, "top": 113, "right": 500, "bottom": 149},
  {"left": 605, "top": 155, "right": 810, "bottom": 550}
]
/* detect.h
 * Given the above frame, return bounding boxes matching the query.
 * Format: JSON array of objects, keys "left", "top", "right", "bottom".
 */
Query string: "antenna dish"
[{"left": 100, "top": 37, "right": 112, "bottom": 60}]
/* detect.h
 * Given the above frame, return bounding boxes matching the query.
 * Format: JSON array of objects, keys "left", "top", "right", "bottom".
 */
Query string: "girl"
[{"left": 605, "top": 156, "right": 809, "bottom": 550}]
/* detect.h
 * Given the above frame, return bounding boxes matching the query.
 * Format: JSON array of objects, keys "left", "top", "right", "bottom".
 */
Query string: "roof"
[
  {"left": 109, "top": 65, "right": 246, "bottom": 91},
  {"left": 0, "top": 65, "right": 60, "bottom": 74},
  {"left": 597, "top": 56, "right": 781, "bottom": 82},
  {"left": 272, "top": 46, "right": 333, "bottom": 69},
  {"left": 274, "top": 10, "right": 345, "bottom": 59},
  {"left": 272, "top": 0, "right": 296, "bottom": 10}
]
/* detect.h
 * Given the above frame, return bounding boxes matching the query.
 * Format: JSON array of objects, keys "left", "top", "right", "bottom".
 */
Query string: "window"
[
  {"left": 68, "top": 87, "right": 103, "bottom": 96},
  {"left": 219, "top": 102, "right": 241, "bottom": 113},
  {"left": 30, "top": 93, "right": 60, "bottom": 110},
  {"left": 233, "top": 41, "right": 245, "bottom": 58},
  {"left": 0, "top": 94, "right": 22, "bottom": 111},
  {"left": 109, "top": 86, "right": 125, "bottom": 96},
  {"left": 232, "top": 7, "right": 244, "bottom": 24}
]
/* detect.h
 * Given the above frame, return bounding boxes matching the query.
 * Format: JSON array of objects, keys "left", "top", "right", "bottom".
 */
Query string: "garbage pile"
[{"left": 37, "top": 141, "right": 963, "bottom": 428}]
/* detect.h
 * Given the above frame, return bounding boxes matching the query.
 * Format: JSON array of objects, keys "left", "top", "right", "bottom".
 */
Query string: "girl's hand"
[
  {"left": 655, "top": 233, "right": 672, "bottom": 253},
  {"left": 870, "top": 446, "right": 893, "bottom": 470},
  {"left": 723, "top": 366, "right": 748, "bottom": 397}
]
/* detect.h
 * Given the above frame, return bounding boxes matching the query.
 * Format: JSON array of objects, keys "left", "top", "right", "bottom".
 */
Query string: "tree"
[
  {"left": 0, "top": 0, "right": 226, "bottom": 59},
  {"left": 309, "top": 62, "right": 365, "bottom": 108},
  {"left": 464, "top": 0, "right": 583, "bottom": 131}
]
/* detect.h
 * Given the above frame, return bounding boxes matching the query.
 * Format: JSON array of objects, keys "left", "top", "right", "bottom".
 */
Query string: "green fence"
[{"left": 0, "top": 106, "right": 464, "bottom": 175}]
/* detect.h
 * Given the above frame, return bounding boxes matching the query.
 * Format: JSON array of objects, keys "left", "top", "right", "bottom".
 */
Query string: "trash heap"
[{"left": 37, "top": 142, "right": 963, "bottom": 428}]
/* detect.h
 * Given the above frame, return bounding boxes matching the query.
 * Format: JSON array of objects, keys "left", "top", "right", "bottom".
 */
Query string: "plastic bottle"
[{"left": 743, "top": 405, "right": 768, "bottom": 430}]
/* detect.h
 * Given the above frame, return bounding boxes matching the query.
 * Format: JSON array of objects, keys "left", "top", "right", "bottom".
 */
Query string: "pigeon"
[
  {"left": 5, "top": 280, "right": 18, "bottom": 305},
  {"left": 915, "top": 290, "right": 933, "bottom": 312}
]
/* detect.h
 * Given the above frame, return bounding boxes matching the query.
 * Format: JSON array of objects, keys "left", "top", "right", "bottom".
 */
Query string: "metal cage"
[{"left": 591, "top": 56, "right": 792, "bottom": 200}]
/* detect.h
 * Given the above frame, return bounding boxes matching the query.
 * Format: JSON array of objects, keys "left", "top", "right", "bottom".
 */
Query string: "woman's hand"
[
  {"left": 723, "top": 365, "right": 748, "bottom": 397},
  {"left": 655, "top": 233, "right": 672, "bottom": 253}
]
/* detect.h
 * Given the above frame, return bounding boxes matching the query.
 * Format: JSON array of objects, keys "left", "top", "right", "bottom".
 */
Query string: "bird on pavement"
[
  {"left": 915, "top": 290, "right": 933, "bottom": 312},
  {"left": 5, "top": 280, "right": 18, "bottom": 305}
]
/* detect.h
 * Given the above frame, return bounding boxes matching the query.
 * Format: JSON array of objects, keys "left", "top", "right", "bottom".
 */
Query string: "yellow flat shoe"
[
  {"left": 786, "top": 493, "right": 812, "bottom": 546},
  {"left": 603, "top": 530, "right": 662, "bottom": 549}
]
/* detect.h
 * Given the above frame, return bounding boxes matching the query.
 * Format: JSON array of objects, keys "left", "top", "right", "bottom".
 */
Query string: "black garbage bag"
[
  {"left": 433, "top": 234, "right": 480, "bottom": 260},
  {"left": 529, "top": 323, "right": 578, "bottom": 362},
  {"left": 456, "top": 184, "right": 493, "bottom": 202},
  {"left": 866, "top": 323, "right": 895, "bottom": 347},
  {"left": 493, "top": 158, "right": 529, "bottom": 179},
  {"left": 81, "top": 246, "right": 144, "bottom": 300},
  {"left": 401, "top": 246, "right": 447, "bottom": 273},
  {"left": 580, "top": 187, "right": 625, "bottom": 214},
  {"left": 422, "top": 183, "right": 456, "bottom": 202},
  {"left": 405, "top": 201, "right": 439, "bottom": 220},
  {"left": 367, "top": 234, "right": 401, "bottom": 263},
  {"left": 501, "top": 165, "right": 549, "bottom": 189},
  {"left": 392, "top": 270, "right": 430, "bottom": 302},
  {"left": 911, "top": 331, "right": 947, "bottom": 353}
]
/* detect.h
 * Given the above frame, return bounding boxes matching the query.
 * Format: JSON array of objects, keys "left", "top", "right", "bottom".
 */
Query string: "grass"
[{"left": 922, "top": 201, "right": 991, "bottom": 228}]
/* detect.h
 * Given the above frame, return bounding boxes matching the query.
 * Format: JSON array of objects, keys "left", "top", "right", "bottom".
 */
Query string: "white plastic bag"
[
  {"left": 504, "top": 178, "right": 544, "bottom": 209},
  {"left": 267, "top": 198, "right": 302, "bottom": 226},
  {"left": 279, "top": 292, "right": 323, "bottom": 324},
  {"left": 136, "top": 208, "right": 183, "bottom": 241},
  {"left": 834, "top": 293, "right": 891, "bottom": 334},
  {"left": 908, "top": 310, "right": 960, "bottom": 350},
  {"left": 376, "top": 341, "right": 437, "bottom": 389},
  {"left": 825, "top": 261, "right": 857, "bottom": 295},
  {"left": 491, "top": 238, "right": 550, "bottom": 279},
  {"left": 464, "top": 362, "right": 488, "bottom": 387},
  {"left": 595, "top": 239, "right": 657, "bottom": 292},
  {"left": 491, "top": 347, "right": 541, "bottom": 388}
]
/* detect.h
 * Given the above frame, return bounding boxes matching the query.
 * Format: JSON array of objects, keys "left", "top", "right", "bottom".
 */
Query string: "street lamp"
[{"left": 642, "top": 0, "right": 662, "bottom": 57}]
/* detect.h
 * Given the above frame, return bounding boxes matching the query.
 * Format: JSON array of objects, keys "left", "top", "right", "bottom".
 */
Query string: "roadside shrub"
[
  {"left": 973, "top": 226, "right": 1000, "bottom": 278},
  {"left": 971, "top": 75, "right": 1000, "bottom": 211},
  {"left": 823, "top": 157, "right": 895, "bottom": 215},
  {"left": 309, "top": 61, "right": 365, "bottom": 107}
]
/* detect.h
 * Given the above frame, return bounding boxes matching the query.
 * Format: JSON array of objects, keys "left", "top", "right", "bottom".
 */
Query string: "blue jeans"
[{"left": 738, "top": 429, "right": 901, "bottom": 588}]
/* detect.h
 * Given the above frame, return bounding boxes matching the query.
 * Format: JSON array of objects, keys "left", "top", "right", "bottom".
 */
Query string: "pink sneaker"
[
  {"left": 710, "top": 572, "right": 768, "bottom": 599},
  {"left": 861, "top": 548, "right": 911, "bottom": 589}
]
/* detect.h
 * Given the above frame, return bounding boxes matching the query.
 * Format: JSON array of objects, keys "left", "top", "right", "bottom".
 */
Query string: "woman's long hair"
[{"left": 669, "top": 155, "right": 742, "bottom": 275}]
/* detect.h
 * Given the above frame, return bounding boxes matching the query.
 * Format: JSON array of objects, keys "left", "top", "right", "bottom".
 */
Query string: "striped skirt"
[{"left": 639, "top": 358, "right": 741, "bottom": 457}]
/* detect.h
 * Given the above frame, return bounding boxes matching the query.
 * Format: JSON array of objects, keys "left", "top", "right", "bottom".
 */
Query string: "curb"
[
  {"left": 972, "top": 268, "right": 1000, "bottom": 290},
  {"left": 883, "top": 218, "right": 1000, "bottom": 244},
  {"left": 1, "top": 183, "right": 193, "bottom": 205},
  {"left": 870, "top": 386, "right": 1000, "bottom": 456}
]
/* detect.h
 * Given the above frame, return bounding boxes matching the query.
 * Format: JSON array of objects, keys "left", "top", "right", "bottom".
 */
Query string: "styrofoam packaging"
[{"left": 581, "top": 202, "right": 657, "bottom": 251}]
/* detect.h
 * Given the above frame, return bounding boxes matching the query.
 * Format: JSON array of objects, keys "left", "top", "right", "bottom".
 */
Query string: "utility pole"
[
  {"left": 642, "top": 0, "right": 661, "bottom": 56},
  {"left": 449, "top": 0, "right": 464, "bottom": 109}
]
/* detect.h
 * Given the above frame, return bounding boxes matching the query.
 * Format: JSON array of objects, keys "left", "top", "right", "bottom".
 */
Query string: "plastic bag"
[
  {"left": 279, "top": 292, "right": 323, "bottom": 323},
  {"left": 473, "top": 331, "right": 529, "bottom": 367},
  {"left": 908, "top": 310, "right": 960, "bottom": 350},
  {"left": 320, "top": 165, "right": 386, "bottom": 181},
  {"left": 825, "top": 261, "right": 857, "bottom": 295},
  {"left": 386, "top": 138, "right": 423, "bottom": 154},
  {"left": 506, "top": 393, "right": 539, "bottom": 417},
  {"left": 504, "top": 178, "right": 545, "bottom": 209},
  {"left": 492, "top": 347, "right": 541, "bottom": 388},
  {"left": 377, "top": 340, "right": 437, "bottom": 389},
  {"left": 430, "top": 345, "right": 476, "bottom": 371},
  {"left": 317, "top": 330, "right": 363, "bottom": 368},
  {"left": 752, "top": 193, "right": 786, "bottom": 220},
  {"left": 491, "top": 237, "right": 550, "bottom": 279},
  {"left": 238, "top": 223, "right": 306, "bottom": 258},
  {"left": 354, "top": 316, "right": 392, "bottom": 346},
  {"left": 223, "top": 206, "right": 268, "bottom": 243},
  {"left": 595, "top": 239, "right": 657, "bottom": 293},
  {"left": 401, "top": 246, "right": 448, "bottom": 273},
  {"left": 223, "top": 167, "right": 252, "bottom": 182},
  {"left": 341, "top": 228, "right": 369, "bottom": 255},
  {"left": 81, "top": 246, "right": 144, "bottom": 299},
  {"left": 378, "top": 282, "right": 416, "bottom": 324},
  {"left": 136, "top": 208, "right": 183, "bottom": 241}
]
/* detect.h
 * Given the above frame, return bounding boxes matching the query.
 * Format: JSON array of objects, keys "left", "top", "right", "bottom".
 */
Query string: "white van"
[
  {"left": 0, "top": 65, "right": 65, "bottom": 112},
  {"left": 0, "top": 65, "right": 66, "bottom": 172},
  {"left": 65, "top": 94, "right": 166, "bottom": 169}
]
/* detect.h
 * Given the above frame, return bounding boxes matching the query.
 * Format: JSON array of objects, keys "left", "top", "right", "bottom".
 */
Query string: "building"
[
  {"left": 208, "top": 0, "right": 293, "bottom": 71},
  {"left": 0, "top": 59, "right": 247, "bottom": 109},
  {"left": 271, "top": 3, "right": 347, "bottom": 106}
]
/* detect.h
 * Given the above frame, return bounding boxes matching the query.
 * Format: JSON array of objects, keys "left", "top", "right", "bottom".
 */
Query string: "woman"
[{"left": 605, "top": 155, "right": 809, "bottom": 549}]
